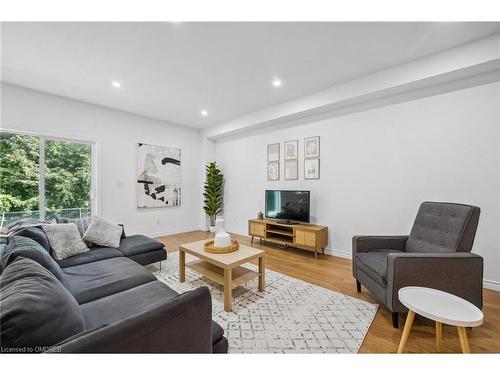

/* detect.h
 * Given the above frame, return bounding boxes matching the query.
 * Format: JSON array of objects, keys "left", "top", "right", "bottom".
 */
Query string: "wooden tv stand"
[{"left": 248, "top": 219, "right": 328, "bottom": 259}]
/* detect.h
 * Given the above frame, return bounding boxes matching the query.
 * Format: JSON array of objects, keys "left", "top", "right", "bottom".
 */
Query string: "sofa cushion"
[
  {"left": 117, "top": 235, "right": 164, "bottom": 257},
  {"left": 0, "top": 257, "right": 84, "bottom": 350},
  {"left": 82, "top": 216, "right": 122, "bottom": 248},
  {"left": 12, "top": 227, "right": 51, "bottom": 254},
  {"left": 356, "top": 249, "right": 404, "bottom": 286},
  {"left": 61, "top": 257, "right": 156, "bottom": 304},
  {"left": 56, "top": 247, "right": 124, "bottom": 268},
  {"left": 128, "top": 248, "right": 167, "bottom": 266},
  {"left": 80, "top": 281, "right": 178, "bottom": 329},
  {"left": 42, "top": 223, "right": 90, "bottom": 260},
  {"left": 80, "top": 280, "right": 225, "bottom": 347},
  {"left": 1, "top": 236, "right": 64, "bottom": 280}
]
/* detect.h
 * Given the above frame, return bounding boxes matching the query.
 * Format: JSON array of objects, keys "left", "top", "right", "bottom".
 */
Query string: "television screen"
[{"left": 265, "top": 190, "right": 310, "bottom": 223}]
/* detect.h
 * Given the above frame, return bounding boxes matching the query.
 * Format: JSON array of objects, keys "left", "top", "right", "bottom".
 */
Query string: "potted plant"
[{"left": 203, "top": 162, "right": 224, "bottom": 232}]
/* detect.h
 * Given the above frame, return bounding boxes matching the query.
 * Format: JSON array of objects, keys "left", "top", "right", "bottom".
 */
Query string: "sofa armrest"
[
  {"left": 352, "top": 235, "right": 408, "bottom": 277},
  {"left": 386, "top": 253, "right": 483, "bottom": 312},
  {"left": 53, "top": 286, "right": 213, "bottom": 353}
]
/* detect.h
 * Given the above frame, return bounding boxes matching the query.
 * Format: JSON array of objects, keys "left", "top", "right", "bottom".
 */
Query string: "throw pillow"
[
  {"left": 41, "top": 223, "right": 90, "bottom": 260},
  {"left": 56, "top": 217, "right": 93, "bottom": 247},
  {"left": 12, "top": 227, "right": 51, "bottom": 253},
  {"left": 82, "top": 216, "right": 122, "bottom": 248},
  {"left": 0, "top": 236, "right": 64, "bottom": 280},
  {"left": 0, "top": 257, "right": 84, "bottom": 351}
]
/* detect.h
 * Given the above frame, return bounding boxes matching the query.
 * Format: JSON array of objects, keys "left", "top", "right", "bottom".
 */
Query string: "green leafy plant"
[{"left": 203, "top": 162, "right": 224, "bottom": 227}]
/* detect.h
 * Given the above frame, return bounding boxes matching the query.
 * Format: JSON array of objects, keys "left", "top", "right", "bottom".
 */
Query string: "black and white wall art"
[{"left": 137, "top": 143, "right": 181, "bottom": 208}]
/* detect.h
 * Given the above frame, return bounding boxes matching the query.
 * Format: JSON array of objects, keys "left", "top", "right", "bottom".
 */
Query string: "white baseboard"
[
  {"left": 483, "top": 279, "right": 500, "bottom": 292},
  {"left": 145, "top": 226, "right": 203, "bottom": 238},
  {"left": 323, "top": 248, "right": 351, "bottom": 259}
]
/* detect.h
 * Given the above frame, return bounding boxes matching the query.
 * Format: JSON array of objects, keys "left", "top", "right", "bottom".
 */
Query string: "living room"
[{"left": 1, "top": 0, "right": 500, "bottom": 372}]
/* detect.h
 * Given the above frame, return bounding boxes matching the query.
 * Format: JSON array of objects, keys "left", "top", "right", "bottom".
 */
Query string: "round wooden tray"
[{"left": 204, "top": 239, "right": 239, "bottom": 254}]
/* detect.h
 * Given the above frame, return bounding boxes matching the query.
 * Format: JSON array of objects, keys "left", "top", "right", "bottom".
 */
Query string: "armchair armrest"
[
  {"left": 353, "top": 235, "right": 409, "bottom": 253},
  {"left": 386, "top": 253, "right": 483, "bottom": 312},
  {"left": 352, "top": 235, "right": 408, "bottom": 277},
  {"left": 54, "top": 286, "right": 213, "bottom": 353}
]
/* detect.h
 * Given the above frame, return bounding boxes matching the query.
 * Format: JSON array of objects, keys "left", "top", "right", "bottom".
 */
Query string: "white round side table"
[{"left": 397, "top": 286, "right": 484, "bottom": 354}]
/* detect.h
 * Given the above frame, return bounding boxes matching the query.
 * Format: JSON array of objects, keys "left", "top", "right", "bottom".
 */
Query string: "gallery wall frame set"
[{"left": 267, "top": 136, "right": 320, "bottom": 181}]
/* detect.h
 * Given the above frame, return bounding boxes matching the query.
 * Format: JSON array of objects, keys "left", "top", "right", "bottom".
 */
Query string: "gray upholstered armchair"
[{"left": 352, "top": 201, "right": 483, "bottom": 328}]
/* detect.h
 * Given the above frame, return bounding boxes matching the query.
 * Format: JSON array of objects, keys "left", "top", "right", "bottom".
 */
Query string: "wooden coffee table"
[{"left": 178, "top": 240, "right": 266, "bottom": 312}]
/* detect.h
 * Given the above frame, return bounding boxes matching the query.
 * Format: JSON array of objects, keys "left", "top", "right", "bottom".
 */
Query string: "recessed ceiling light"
[
  {"left": 272, "top": 78, "right": 282, "bottom": 88},
  {"left": 111, "top": 81, "right": 121, "bottom": 88},
  {"left": 201, "top": 110, "right": 208, "bottom": 117}
]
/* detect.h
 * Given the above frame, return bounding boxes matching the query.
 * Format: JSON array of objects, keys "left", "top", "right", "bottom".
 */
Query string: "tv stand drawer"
[
  {"left": 249, "top": 221, "right": 265, "bottom": 237},
  {"left": 295, "top": 229, "right": 316, "bottom": 247}
]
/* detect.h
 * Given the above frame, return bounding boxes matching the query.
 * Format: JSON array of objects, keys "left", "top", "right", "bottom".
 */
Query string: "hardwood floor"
[{"left": 155, "top": 230, "right": 500, "bottom": 354}]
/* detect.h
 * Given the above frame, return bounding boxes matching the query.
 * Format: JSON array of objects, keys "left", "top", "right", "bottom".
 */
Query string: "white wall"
[
  {"left": 216, "top": 82, "right": 500, "bottom": 289},
  {"left": 1, "top": 83, "right": 203, "bottom": 237}
]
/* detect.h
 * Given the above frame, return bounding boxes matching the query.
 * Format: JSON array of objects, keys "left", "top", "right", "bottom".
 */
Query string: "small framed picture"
[
  {"left": 285, "top": 159, "right": 298, "bottom": 180},
  {"left": 284, "top": 140, "right": 298, "bottom": 160},
  {"left": 267, "top": 161, "right": 280, "bottom": 181},
  {"left": 304, "top": 136, "right": 320, "bottom": 158},
  {"left": 267, "top": 143, "right": 280, "bottom": 162},
  {"left": 304, "top": 158, "right": 320, "bottom": 180}
]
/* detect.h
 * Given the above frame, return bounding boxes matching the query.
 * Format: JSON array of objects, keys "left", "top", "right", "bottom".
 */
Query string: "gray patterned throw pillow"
[
  {"left": 41, "top": 224, "right": 90, "bottom": 260},
  {"left": 82, "top": 216, "right": 122, "bottom": 248},
  {"left": 57, "top": 217, "right": 93, "bottom": 247}
]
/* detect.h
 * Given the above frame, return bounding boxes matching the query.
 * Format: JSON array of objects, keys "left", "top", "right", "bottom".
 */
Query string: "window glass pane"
[
  {"left": 45, "top": 140, "right": 92, "bottom": 221},
  {"left": 0, "top": 132, "right": 40, "bottom": 228}
]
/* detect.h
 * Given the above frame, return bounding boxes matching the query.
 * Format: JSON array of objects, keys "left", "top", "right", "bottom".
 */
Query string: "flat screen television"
[{"left": 265, "top": 190, "right": 310, "bottom": 224}]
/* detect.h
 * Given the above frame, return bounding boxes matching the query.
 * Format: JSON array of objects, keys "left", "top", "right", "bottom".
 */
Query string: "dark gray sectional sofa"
[{"left": 0, "top": 225, "right": 228, "bottom": 353}]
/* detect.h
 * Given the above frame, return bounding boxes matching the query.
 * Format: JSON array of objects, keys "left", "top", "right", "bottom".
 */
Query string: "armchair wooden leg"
[
  {"left": 356, "top": 280, "right": 361, "bottom": 293},
  {"left": 392, "top": 312, "right": 399, "bottom": 329}
]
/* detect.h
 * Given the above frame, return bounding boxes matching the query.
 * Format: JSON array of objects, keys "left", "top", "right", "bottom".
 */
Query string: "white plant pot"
[{"left": 209, "top": 225, "right": 216, "bottom": 233}]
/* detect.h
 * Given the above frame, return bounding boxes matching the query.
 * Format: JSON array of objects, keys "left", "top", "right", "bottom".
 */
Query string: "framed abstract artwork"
[
  {"left": 285, "top": 159, "right": 298, "bottom": 180},
  {"left": 284, "top": 140, "right": 298, "bottom": 160},
  {"left": 304, "top": 158, "right": 320, "bottom": 180},
  {"left": 267, "top": 161, "right": 280, "bottom": 181},
  {"left": 267, "top": 143, "right": 280, "bottom": 162},
  {"left": 304, "top": 136, "right": 320, "bottom": 158},
  {"left": 137, "top": 143, "right": 181, "bottom": 208}
]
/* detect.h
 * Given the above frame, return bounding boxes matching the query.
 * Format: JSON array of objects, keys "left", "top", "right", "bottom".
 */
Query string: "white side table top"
[{"left": 398, "top": 286, "right": 484, "bottom": 327}]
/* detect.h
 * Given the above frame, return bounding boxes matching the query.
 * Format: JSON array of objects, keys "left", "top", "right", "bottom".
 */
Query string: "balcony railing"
[{"left": 0, "top": 207, "right": 92, "bottom": 228}]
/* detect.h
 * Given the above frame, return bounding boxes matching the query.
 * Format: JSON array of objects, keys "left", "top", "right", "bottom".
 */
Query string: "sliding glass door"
[{"left": 0, "top": 131, "right": 94, "bottom": 228}]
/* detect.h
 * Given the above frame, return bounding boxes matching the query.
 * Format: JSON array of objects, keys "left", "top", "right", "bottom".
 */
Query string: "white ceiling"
[{"left": 2, "top": 22, "right": 500, "bottom": 129}]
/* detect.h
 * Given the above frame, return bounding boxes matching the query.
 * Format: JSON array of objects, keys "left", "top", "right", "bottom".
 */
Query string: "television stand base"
[
  {"left": 276, "top": 220, "right": 299, "bottom": 225},
  {"left": 248, "top": 219, "right": 328, "bottom": 259}
]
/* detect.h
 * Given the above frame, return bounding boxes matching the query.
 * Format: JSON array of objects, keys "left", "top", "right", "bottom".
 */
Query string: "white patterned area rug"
[{"left": 153, "top": 252, "right": 378, "bottom": 353}]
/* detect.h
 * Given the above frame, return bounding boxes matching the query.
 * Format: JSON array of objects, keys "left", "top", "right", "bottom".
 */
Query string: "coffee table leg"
[
  {"left": 436, "top": 321, "right": 442, "bottom": 353},
  {"left": 224, "top": 268, "right": 232, "bottom": 312},
  {"left": 258, "top": 256, "right": 265, "bottom": 292},
  {"left": 457, "top": 326, "right": 470, "bottom": 353},
  {"left": 397, "top": 310, "right": 415, "bottom": 353},
  {"left": 179, "top": 250, "right": 185, "bottom": 283}
]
